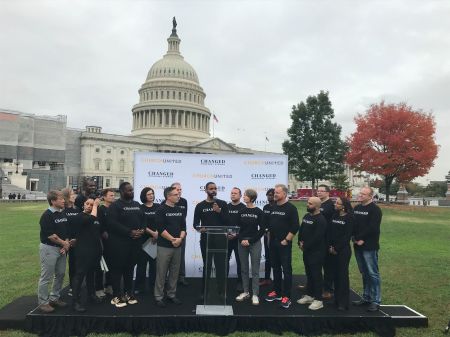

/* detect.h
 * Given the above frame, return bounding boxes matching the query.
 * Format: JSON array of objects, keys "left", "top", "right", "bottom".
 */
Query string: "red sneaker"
[
  {"left": 280, "top": 297, "right": 291, "bottom": 309},
  {"left": 265, "top": 291, "right": 282, "bottom": 302}
]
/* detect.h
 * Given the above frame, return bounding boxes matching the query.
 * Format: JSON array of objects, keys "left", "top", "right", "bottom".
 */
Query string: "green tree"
[
  {"left": 282, "top": 91, "right": 347, "bottom": 189},
  {"left": 330, "top": 173, "right": 350, "bottom": 191}
]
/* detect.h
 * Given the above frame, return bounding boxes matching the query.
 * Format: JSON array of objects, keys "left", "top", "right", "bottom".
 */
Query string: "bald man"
[{"left": 297, "top": 197, "right": 327, "bottom": 310}]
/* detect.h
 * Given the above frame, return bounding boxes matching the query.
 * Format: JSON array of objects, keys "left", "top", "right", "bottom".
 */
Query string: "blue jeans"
[{"left": 354, "top": 249, "right": 381, "bottom": 305}]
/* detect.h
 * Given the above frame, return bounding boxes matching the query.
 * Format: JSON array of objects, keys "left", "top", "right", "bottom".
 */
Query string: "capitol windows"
[
  {"left": 161, "top": 91, "right": 164, "bottom": 99},
  {"left": 184, "top": 92, "right": 187, "bottom": 100},
  {"left": 172, "top": 91, "right": 175, "bottom": 99},
  {"left": 94, "top": 159, "right": 100, "bottom": 171},
  {"left": 95, "top": 148, "right": 100, "bottom": 153},
  {"left": 105, "top": 160, "right": 112, "bottom": 172},
  {"left": 106, "top": 149, "right": 111, "bottom": 154},
  {"left": 167, "top": 91, "right": 170, "bottom": 99},
  {"left": 105, "top": 178, "right": 111, "bottom": 188},
  {"left": 189, "top": 93, "right": 192, "bottom": 101},
  {"left": 119, "top": 159, "right": 125, "bottom": 172},
  {"left": 156, "top": 91, "right": 158, "bottom": 99},
  {"left": 178, "top": 92, "right": 181, "bottom": 100},
  {"left": 150, "top": 91, "right": 153, "bottom": 100},
  {"left": 120, "top": 150, "right": 125, "bottom": 155}
]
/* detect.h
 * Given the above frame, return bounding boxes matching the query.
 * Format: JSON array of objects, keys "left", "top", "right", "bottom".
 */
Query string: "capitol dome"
[{"left": 131, "top": 19, "right": 211, "bottom": 141}]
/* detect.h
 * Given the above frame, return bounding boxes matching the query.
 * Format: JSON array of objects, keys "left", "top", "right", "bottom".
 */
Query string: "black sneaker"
[
  {"left": 367, "top": 303, "right": 380, "bottom": 312},
  {"left": 124, "top": 293, "right": 138, "bottom": 305},
  {"left": 167, "top": 297, "right": 182, "bottom": 305},
  {"left": 72, "top": 302, "right": 86, "bottom": 313},
  {"left": 156, "top": 300, "right": 166, "bottom": 308},
  {"left": 352, "top": 299, "right": 370, "bottom": 306}
]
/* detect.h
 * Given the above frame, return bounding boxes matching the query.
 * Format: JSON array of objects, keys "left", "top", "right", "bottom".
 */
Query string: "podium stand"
[{"left": 196, "top": 225, "right": 240, "bottom": 316}]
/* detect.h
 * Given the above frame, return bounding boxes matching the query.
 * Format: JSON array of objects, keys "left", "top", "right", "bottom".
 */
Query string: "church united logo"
[
  {"left": 251, "top": 173, "right": 277, "bottom": 180},
  {"left": 141, "top": 158, "right": 182, "bottom": 164},
  {"left": 244, "top": 160, "right": 284, "bottom": 166},
  {"left": 147, "top": 171, "right": 174, "bottom": 178},
  {"left": 200, "top": 159, "right": 226, "bottom": 166},
  {"left": 192, "top": 173, "right": 233, "bottom": 179}
]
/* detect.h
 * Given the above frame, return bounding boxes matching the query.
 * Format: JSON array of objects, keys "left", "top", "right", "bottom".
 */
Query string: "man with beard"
[
  {"left": 107, "top": 182, "right": 145, "bottom": 308},
  {"left": 260, "top": 188, "right": 275, "bottom": 286},
  {"left": 264, "top": 184, "right": 299, "bottom": 309},
  {"left": 317, "top": 184, "right": 335, "bottom": 300},
  {"left": 193, "top": 182, "right": 229, "bottom": 299},
  {"left": 227, "top": 187, "right": 245, "bottom": 292},
  {"left": 74, "top": 179, "right": 97, "bottom": 210},
  {"left": 297, "top": 197, "right": 327, "bottom": 310},
  {"left": 154, "top": 186, "right": 186, "bottom": 307}
]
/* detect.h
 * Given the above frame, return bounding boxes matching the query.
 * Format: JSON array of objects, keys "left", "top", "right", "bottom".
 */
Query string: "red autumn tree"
[{"left": 346, "top": 101, "right": 438, "bottom": 202}]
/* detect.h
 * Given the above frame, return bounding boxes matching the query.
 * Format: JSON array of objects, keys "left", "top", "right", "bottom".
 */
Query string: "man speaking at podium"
[{"left": 193, "top": 182, "right": 229, "bottom": 299}]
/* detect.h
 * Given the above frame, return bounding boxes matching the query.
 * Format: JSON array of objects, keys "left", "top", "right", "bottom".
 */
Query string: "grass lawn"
[{"left": 0, "top": 201, "right": 449, "bottom": 337}]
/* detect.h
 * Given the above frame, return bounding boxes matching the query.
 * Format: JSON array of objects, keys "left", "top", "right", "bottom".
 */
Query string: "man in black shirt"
[
  {"left": 317, "top": 184, "right": 335, "bottom": 299},
  {"left": 193, "top": 182, "right": 229, "bottom": 299},
  {"left": 264, "top": 184, "right": 299, "bottom": 309},
  {"left": 154, "top": 186, "right": 186, "bottom": 307},
  {"left": 74, "top": 178, "right": 97, "bottom": 210},
  {"left": 297, "top": 197, "right": 327, "bottom": 310},
  {"left": 352, "top": 187, "right": 382, "bottom": 312},
  {"left": 227, "top": 187, "right": 245, "bottom": 292},
  {"left": 260, "top": 188, "right": 275, "bottom": 286},
  {"left": 37, "top": 190, "right": 70, "bottom": 313},
  {"left": 107, "top": 182, "right": 145, "bottom": 308}
]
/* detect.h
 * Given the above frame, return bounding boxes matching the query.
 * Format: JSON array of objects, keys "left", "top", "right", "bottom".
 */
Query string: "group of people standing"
[{"left": 37, "top": 179, "right": 382, "bottom": 314}]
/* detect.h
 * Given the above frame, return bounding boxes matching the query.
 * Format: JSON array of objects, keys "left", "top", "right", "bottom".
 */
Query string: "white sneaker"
[
  {"left": 235, "top": 292, "right": 250, "bottom": 302},
  {"left": 96, "top": 289, "right": 106, "bottom": 298},
  {"left": 308, "top": 300, "right": 324, "bottom": 310},
  {"left": 297, "top": 295, "right": 314, "bottom": 304},
  {"left": 252, "top": 295, "right": 259, "bottom": 305},
  {"left": 110, "top": 296, "right": 127, "bottom": 308}
]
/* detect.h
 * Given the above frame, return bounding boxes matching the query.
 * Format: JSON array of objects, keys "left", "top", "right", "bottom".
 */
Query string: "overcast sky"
[{"left": 1, "top": 0, "right": 449, "bottom": 184}]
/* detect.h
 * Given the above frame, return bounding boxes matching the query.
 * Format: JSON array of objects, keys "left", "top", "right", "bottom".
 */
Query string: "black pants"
[
  {"left": 200, "top": 235, "right": 227, "bottom": 295},
  {"left": 304, "top": 252, "right": 324, "bottom": 300},
  {"left": 72, "top": 252, "right": 100, "bottom": 303},
  {"left": 263, "top": 234, "right": 271, "bottom": 280},
  {"left": 332, "top": 247, "right": 351, "bottom": 308},
  {"left": 68, "top": 249, "right": 76, "bottom": 289},
  {"left": 109, "top": 241, "right": 140, "bottom": 298},
  {"left": 227, "top": 238, "right": 242, "bottom": 282},
  {"left": 135, "top": 249, "right": 156, "bottom": 292},
  {"left": 178, "top": 238, "right": 186, "bottom": 280},
  {"left": 270, "top": 240, "right": 292, "bottom": 298},
  {"left": 323, "top": 249, "right": 335, "bottom": 292}
]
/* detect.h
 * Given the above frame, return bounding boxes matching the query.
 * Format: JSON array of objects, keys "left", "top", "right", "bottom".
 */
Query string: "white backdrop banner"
[{"left": 133, "top": 152, "right": 288, "bottom": 277}]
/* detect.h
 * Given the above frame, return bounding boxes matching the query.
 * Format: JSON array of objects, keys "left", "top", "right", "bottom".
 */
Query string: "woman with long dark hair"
[{"left": 329, "top": 196, "right": 354, "bottom": 310}]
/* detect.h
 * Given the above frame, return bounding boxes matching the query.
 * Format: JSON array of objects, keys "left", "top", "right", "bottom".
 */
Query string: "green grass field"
[{"left": 0, "top": 201, "right": 449, "bottom": 337}]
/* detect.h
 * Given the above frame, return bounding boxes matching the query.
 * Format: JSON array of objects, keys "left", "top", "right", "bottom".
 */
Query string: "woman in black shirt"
[
  {"left": 71, "top": 197, "right": 103, "bottom": 312},
  {"left": 329, "top": 197, "right": 354, "bottom": 310},
  {"left": 235, "top": 189, "right": 266, "bottom": 306}
]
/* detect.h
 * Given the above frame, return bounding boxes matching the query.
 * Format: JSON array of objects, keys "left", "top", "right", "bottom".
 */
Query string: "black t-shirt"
[
  {"left": 298, "top": 213, "right": 327, "bottom": 253},
  {"left": 162, "top": 197, "right": 187, "bottom": 219},
  {"left": 63, "top": 206, "right": 81, "bottom": 238},
  {"left": 353, "top": 202, "right": 382, "bottom": 250},
  {"left": 39, "top": 209, "right": 69, "bottom": 246},
  {"left": 320, "top": 198, "right": 335, "bottom": 225},
  {"left": 97, "top": 204, "right": 109, "bottom": 233},
  {"left": 74, "top": 194, "right": 87, "bottom": 211},
  {"left": 73, "top": 212, "right": 102, "bottom": 256},
  {"left": 156, "top": 204, "right": 186, "bottom": 248},
  {"left": 329, "top": 213, "right": 354, "bottom": 252},
  {"left": 140, "top": 203, "right": 160, "bottom": 232},
  {"left": 267, "top": 201, "right": 299, "bottom": 242},
  {"left": 228, "top": 202, "right": 246, "bottom": 227},
  {"left": 107, "top": 199, "right": 145, "bottom": 243},
  {"left": 237, "top": 207, "right": 266, "bottom": 244},
  {"left": 193, "top": 199, "right": 229, "bottom": 237}
]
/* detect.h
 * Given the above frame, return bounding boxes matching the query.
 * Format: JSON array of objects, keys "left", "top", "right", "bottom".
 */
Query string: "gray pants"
[
  {"left": 154, "top": 245, "right": 181, "bottom": 301},
  {"left": 37, "top": 243, "right": 67, "bottom": 305},
  {"left": 238, "top": 240, "right": 262, "bottom": 295}
]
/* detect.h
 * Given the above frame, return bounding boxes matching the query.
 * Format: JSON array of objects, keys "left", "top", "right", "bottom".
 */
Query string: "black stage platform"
[{"left": 0, "top": 276, "right": 427, "bottom": 337}]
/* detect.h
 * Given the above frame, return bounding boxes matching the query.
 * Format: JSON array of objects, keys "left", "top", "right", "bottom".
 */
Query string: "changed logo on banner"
[
  {"left": 244, "top": 160, "right": 284, "bottom": 166},
  {"left": 147, "top": 171, "right": 174, "bottom": 178},
  {"left": 200, "top": 159, "right": 226, "bottom": 166},
  {"left": 200, "top": 185, "right": 226, "bottom": 192},
  {"left": 251, "top": 173, "right": 277, "bottom": 179}
]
